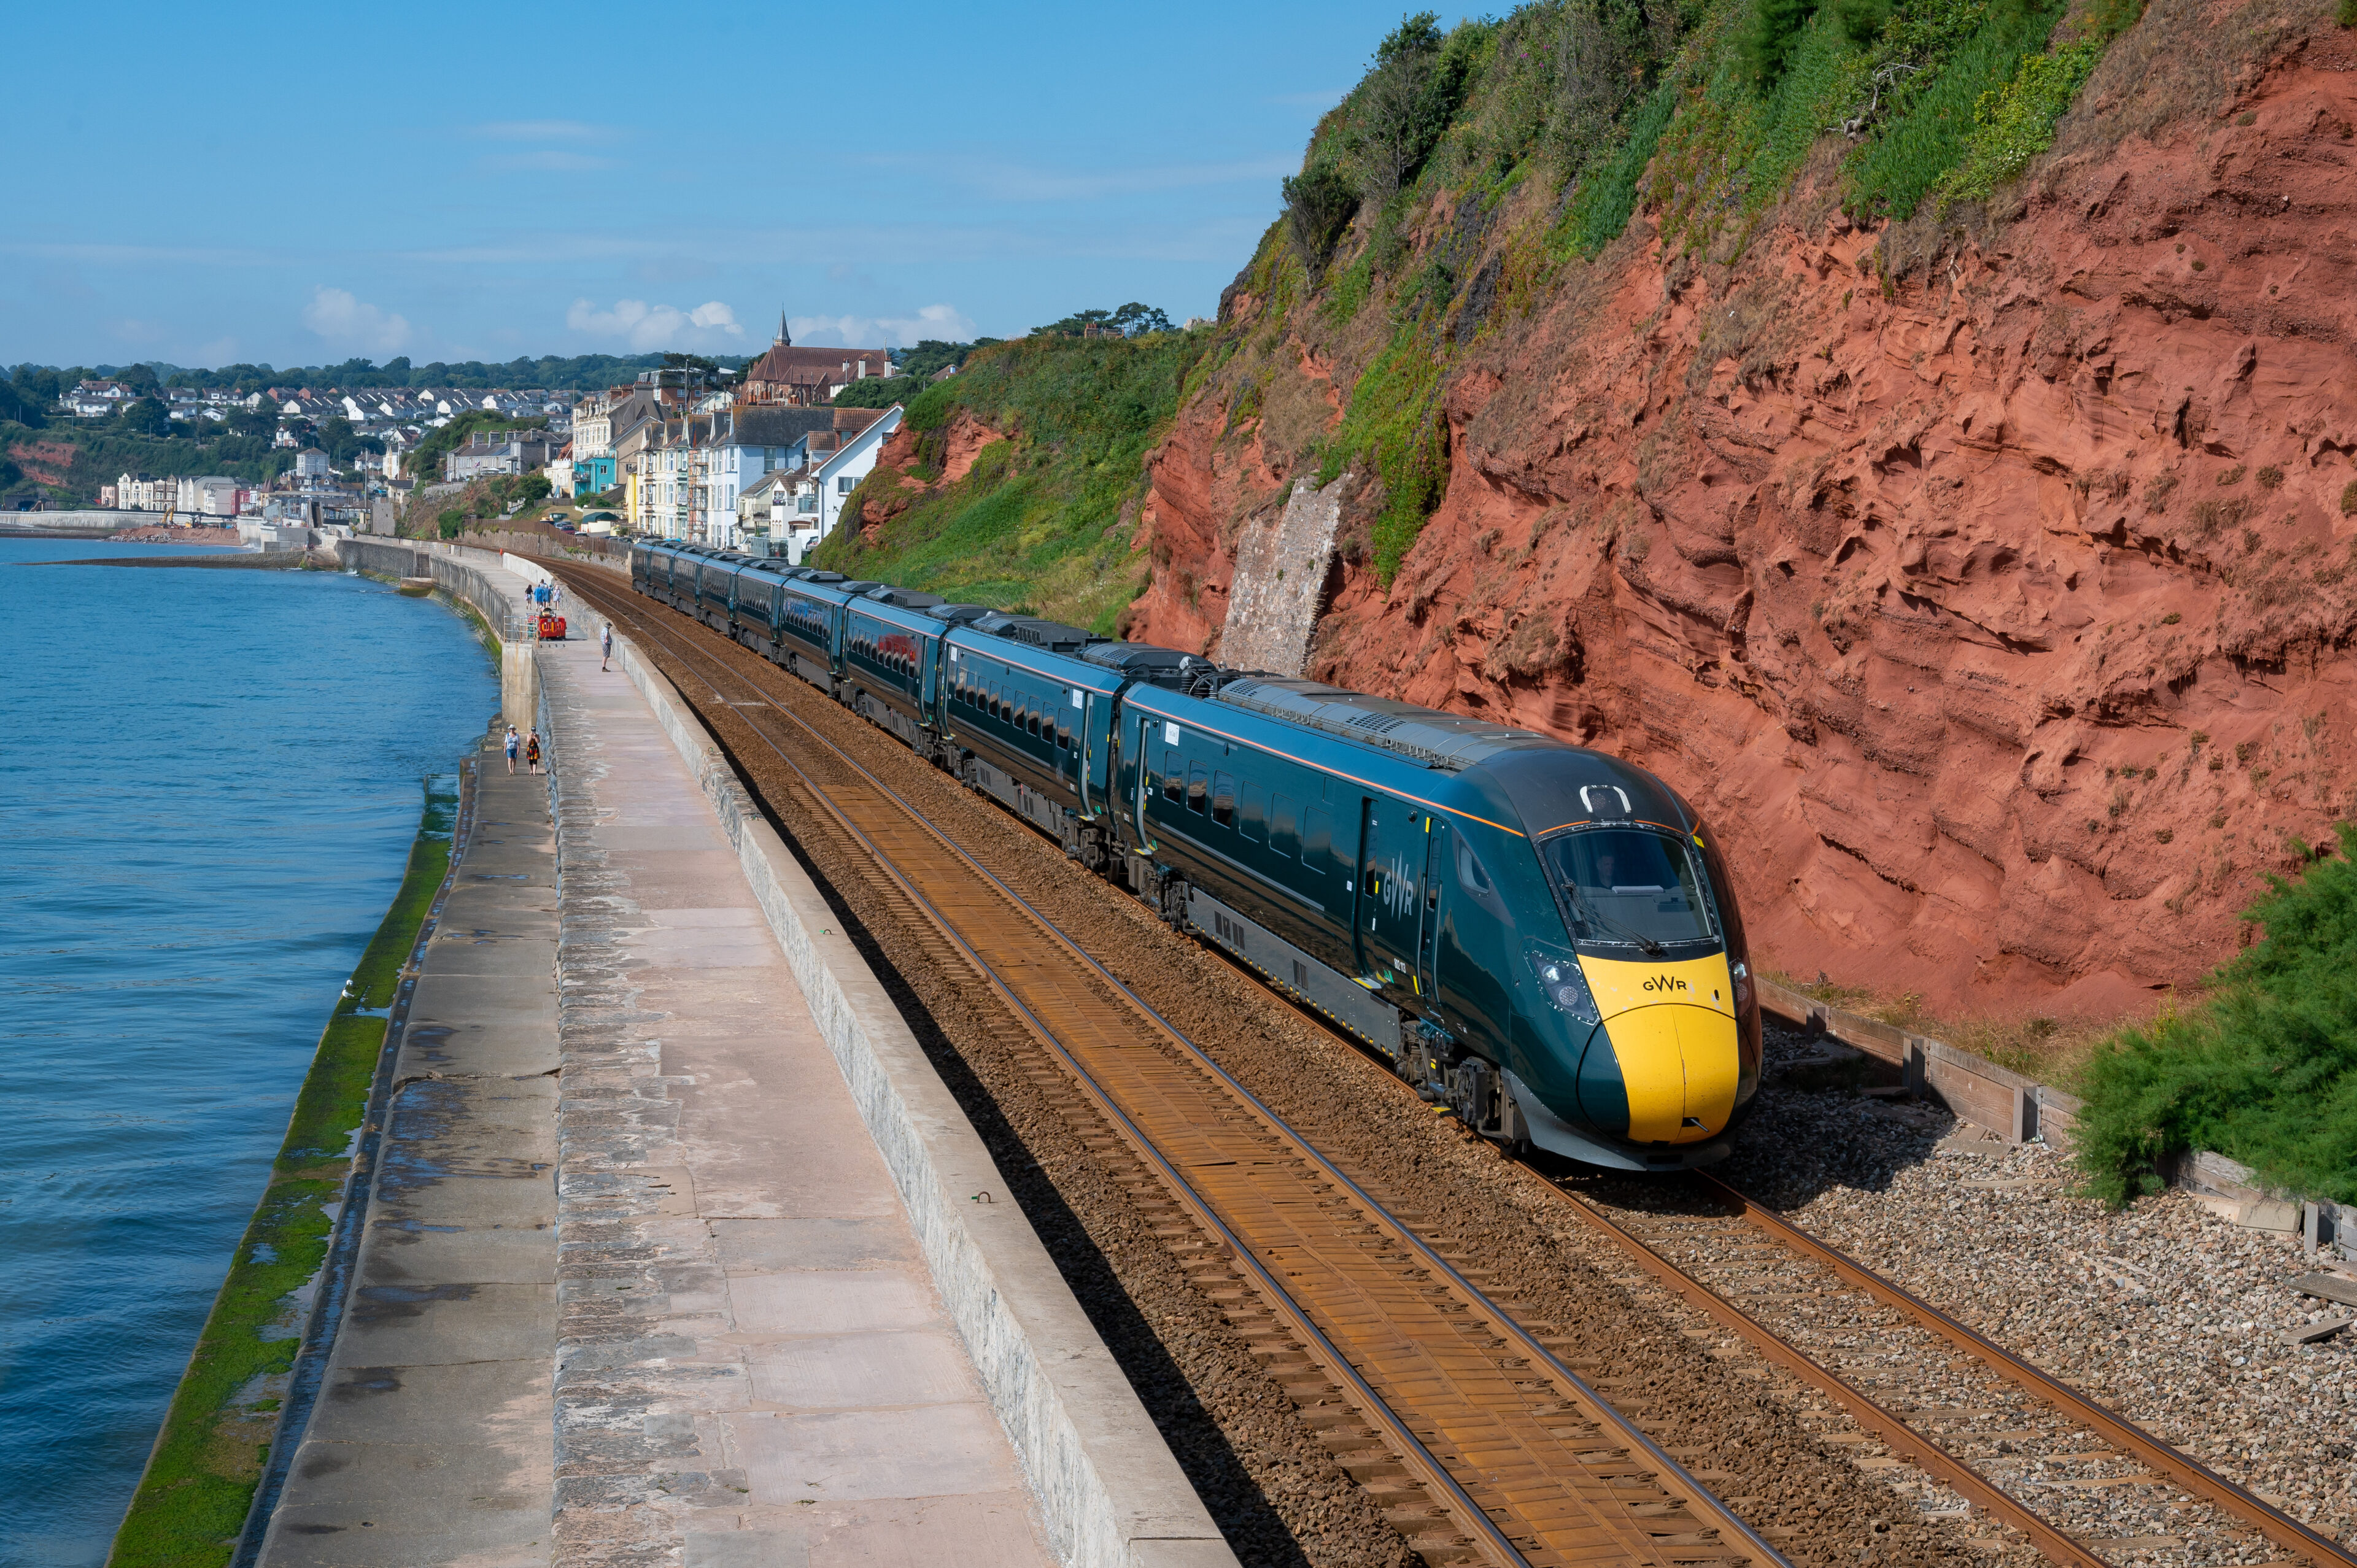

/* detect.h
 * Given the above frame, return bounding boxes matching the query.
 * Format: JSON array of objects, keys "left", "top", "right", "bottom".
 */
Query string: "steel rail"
[
  {"left": 1696, "top": 1174, "right": 2355, "bottom": 1568},
  {"left": 560, "top": 579, "right": 1533, "bottom": 1567},
  {"left": 559, "top": 567, "right": 1794, "bottom": 1568},
  {"left": 571, "top": 564, "right": 2353, "bottom": 1568},
  {"left": 1550, "top": 1186, "right": 2109, "bottom": 1568}
]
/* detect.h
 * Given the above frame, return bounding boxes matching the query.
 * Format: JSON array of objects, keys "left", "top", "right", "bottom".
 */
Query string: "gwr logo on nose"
[{"left": 1641, "top": 974, "right": 1689, "bottom": 993}]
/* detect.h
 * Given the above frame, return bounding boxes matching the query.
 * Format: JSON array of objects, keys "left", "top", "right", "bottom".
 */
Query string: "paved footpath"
[
  {"left": 261, "top": 744, "right": 562, "bottom": 1564},
  {"left": 535, "top": 622, "right": 1055, "bottom": 1567}
]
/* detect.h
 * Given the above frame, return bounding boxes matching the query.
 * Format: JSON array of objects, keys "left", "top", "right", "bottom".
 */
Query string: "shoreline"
[{"left": 105, "top": 771, "right": 472, "bottom": 1568}]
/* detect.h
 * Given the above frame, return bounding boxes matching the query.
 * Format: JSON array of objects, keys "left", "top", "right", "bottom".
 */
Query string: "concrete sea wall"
[{"left": 596, "top": 624, "right": 1240, "bottom": 1568}]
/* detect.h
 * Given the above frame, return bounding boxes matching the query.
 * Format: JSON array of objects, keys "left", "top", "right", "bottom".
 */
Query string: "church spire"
[{"left": 776, "top": 307, "right": 790, "bottom": 349}]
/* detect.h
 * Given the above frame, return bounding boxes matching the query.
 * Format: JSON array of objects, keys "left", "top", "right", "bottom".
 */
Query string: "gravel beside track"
[
  {"left": 1667, "top": 1028, "right": 2357, "bottom": 1560},
  {"left": 557, "top": 570, "right": 1989, "bottom": 1568}
]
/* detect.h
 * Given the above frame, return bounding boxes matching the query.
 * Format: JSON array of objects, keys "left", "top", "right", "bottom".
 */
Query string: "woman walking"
[
  {"left": 504, "top": 725, "right": 519, "bottom": 776},
  {"left": 525, "top": 729, "right": 543, "bottom": 775}
]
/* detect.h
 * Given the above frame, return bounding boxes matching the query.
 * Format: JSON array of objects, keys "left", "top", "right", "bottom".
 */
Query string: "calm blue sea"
[{"left": 0, "top": 537, "right": 500, "bottom": 1567}]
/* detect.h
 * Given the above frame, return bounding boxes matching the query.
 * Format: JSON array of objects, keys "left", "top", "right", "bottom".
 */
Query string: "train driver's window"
[
  {"left": 1240, "top": 782, "right": 1268, "bottom": 841},
  {"left": 1163, "top": 752, "right": 1185, "bottom": 804},
  {"left": 1186, "top": 764, "right": 1209, "bottom": 814},
  {"left": 1211, "top": 772, "right": 1236, "bottom": 827},
  {"left": 1270, "top": 794, "right": 1298, "bottom": 859}
]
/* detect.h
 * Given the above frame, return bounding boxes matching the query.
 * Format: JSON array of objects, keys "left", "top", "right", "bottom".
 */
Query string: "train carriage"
[
  {"left": 941, "top": 617, "right": 1131, "bottom": 862},
  {"left": 840, "top": 588, "right": 953, "bottom": 754},
  {"left": 623, "top": 550, "right": 1762, "bottom": 1173},
  {"left": 694, "top": 552, "right": 749, "bottom": 634},
  {"left": 770, "top": 573, "right": 878, "bottom": 695}
]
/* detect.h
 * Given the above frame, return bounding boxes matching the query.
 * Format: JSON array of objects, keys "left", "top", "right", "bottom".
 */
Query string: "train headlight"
[
  {"left": 1525, "top": 945, "right": 1600, "bottom": 1026},
  {"left": 1731, "top": 959, "right": 1754, "bottom": 1014}
]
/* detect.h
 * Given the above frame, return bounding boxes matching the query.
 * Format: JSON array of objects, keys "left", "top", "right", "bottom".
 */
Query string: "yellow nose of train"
[{"left": 1579, "top": 953, "right": 1741, "bottom": 1143}]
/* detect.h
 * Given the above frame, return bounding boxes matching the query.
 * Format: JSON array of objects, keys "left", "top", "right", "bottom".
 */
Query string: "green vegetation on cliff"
[
  {"left": 2074, "top": 827, "right": 2357, "bottom": 1207},
  {"left": 811, "top": 330, "right": 1212, "bottom": 633},
  {"left": 1209, "top": 0, "right": 2143, "bottom": 583}
]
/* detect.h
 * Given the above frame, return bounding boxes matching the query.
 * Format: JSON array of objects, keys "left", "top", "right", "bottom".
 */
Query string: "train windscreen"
[{"left": 1538, "top": 826, "right": 1719, "bottom": 954}]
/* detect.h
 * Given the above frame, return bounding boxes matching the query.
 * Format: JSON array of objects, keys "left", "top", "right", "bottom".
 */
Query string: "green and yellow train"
[{"left": 634, "top": 539, "right": 1763, "bottom": 1168}]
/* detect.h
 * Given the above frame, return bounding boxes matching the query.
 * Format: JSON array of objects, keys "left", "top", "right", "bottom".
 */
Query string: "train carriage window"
[
  {"left": 1162, "top": 752, "right": 1184, "bottom": 804},
  {"left": 1303, "top": 806, "right": 1332, "bottom": 875},
  {"left": 1186, "top": 763, "right": 1208, "bottom": 813},
  {"left": 1271, "top": 794, "right": 1298, "bottom": 859},
  {"left": 1056, "top": 709, "right": 1072, "bottom": 751},
  {"left": 1211, "top": 773, "right": 1236, "bottom": 827},
  {"left": 1455, "top": 832, "right": 1509, "bottom": 921},
  {"left": 1239, "top": 782, "right": 1268, "bottom": 842}
]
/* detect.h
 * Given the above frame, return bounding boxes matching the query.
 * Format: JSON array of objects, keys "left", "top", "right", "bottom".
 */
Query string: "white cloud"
[
  {"left": 789, "top": 304, "right": 976, "bottom": 349},
  {"left": 566, "top": 297, "right": 744, "bottom": 351},
  {"left": 301, "top": 286, "right": 411, "bottom": 353}
]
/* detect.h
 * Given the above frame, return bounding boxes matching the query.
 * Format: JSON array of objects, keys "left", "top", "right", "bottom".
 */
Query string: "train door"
[
  {"left": 1353, "top": 797, "right": 1431, "bottom": 995},
  {"left": 1417, "top": 820, "right": 1448, "bottom": 997}
]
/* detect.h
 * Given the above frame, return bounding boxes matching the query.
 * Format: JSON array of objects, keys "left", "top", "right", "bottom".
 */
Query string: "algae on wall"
[{"left": 108, "top": 780, "right": 459, "bottom": 1568}]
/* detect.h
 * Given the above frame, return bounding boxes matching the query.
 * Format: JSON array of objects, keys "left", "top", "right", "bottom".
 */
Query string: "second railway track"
[{"left": 545, "top": 560, "right": 2350, "bottom": 1568}]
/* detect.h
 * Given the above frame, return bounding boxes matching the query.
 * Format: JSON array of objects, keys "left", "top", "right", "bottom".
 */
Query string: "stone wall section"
[{"left": 1215, "top": 474, "right": 1345, "bottom": 677}]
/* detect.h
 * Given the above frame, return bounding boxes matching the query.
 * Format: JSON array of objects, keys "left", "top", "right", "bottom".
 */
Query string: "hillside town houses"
[
  {"left": 562, "top": 317, "right": 905, "bottom": 561},
  {"left": 77, "top": 319, "right": 904, "bottom": 560}
]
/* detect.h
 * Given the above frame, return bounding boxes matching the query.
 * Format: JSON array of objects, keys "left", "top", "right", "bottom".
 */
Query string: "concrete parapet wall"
[
  {"left": 595, "top": 628, "right": 1238, "bottom": 1568},
  {"left": 1755, "top": 976, "right": 2347, "bottom": 1260},
  {"left": 0, "top": 509, "right": 145, "bottom": 535}
]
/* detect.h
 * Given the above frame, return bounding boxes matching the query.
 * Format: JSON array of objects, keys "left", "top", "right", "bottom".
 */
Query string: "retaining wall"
[
  {"left": 590, "top": 624, "right": 1239, "bottom": 1568},
  {"left": 1755, "top": 978, "right": 2348, "bottom": 1261}
]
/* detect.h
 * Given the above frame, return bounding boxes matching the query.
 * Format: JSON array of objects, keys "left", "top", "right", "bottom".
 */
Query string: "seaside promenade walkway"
[
  {"left": 261, "top": 544, "right": 1227, "bottom": 1568},
  {"left": 530, "top": 609, "right": 1054, "bottom": 1566}
]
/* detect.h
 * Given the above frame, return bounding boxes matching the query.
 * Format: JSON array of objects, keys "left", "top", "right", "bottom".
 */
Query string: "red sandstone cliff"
[{"left": 1131, "top": 8, "right": 2357, "bottom": 1018}]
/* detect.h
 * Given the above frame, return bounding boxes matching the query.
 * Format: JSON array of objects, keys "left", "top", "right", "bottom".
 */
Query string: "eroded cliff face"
[{"left": 1132, "top": 14, "right": 2357, "bottom": 1018}]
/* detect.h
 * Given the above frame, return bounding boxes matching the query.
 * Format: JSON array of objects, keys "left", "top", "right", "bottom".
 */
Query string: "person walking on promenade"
[
  {"left": 505, "top": 725, "right": 519, "bottom": 776},
  {"left": 600, "top": 622, "right": 613, "bottom": 671},
  {"left": 525, "top": 729, "right": 543, "bottom": 775}
]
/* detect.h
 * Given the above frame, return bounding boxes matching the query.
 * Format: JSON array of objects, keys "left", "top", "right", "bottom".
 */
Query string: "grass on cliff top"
[
  {"left": 811, "top": 330, "right": 1212, "bottom": 633},
  {"left": 108, "top": 781, "right": 457, "bottom": 1568},
  {"left": 2071, "top": 824, "right": 2357, "bottom": 1207}
]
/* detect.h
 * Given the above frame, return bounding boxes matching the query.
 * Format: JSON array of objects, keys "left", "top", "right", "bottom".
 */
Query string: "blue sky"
[{"left": 4, "top": 2, "right": 1433, "bottom": 371}]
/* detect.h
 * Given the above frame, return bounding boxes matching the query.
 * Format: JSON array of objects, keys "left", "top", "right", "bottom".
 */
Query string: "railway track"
[
  {"left": 553, "top": 565, "right": 1782, "bottom": 1568},
  {"left": 544, "top": 562, "right": 2350, "bottom": 1568},
  {"left": 1544, "top": 1171, "right": 2353, "bottom": 1568}
]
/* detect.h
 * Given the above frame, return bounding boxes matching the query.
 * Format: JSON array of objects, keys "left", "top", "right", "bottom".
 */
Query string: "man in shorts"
[{"left": 600, "top": 622, "right": 613, "bottom": 671}]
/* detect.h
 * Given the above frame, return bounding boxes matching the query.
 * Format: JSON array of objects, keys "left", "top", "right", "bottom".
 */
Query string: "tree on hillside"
[
  {"left": 0, "top": 377, "right": 46, "bottom": 429},
  {"left": 120, "top": 396, "right": 171, "bottom": 437},
  {"left": 896, "top": 339, "right": 978, "bottom": 380},
  {"left": 1031, "top": 307, "right": 1173, "bottom": 339},
  {"left": 1283, "top": 160, "right": 1360, "bottom": 276},
  {"left": 1348, "top": 11, "right": 1476, "bottom": 202}
]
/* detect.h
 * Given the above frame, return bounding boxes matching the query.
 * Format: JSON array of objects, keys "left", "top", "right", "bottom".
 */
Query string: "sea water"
[{"left": 0, "top": 538, "right": 501, "bottom": 1567}]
